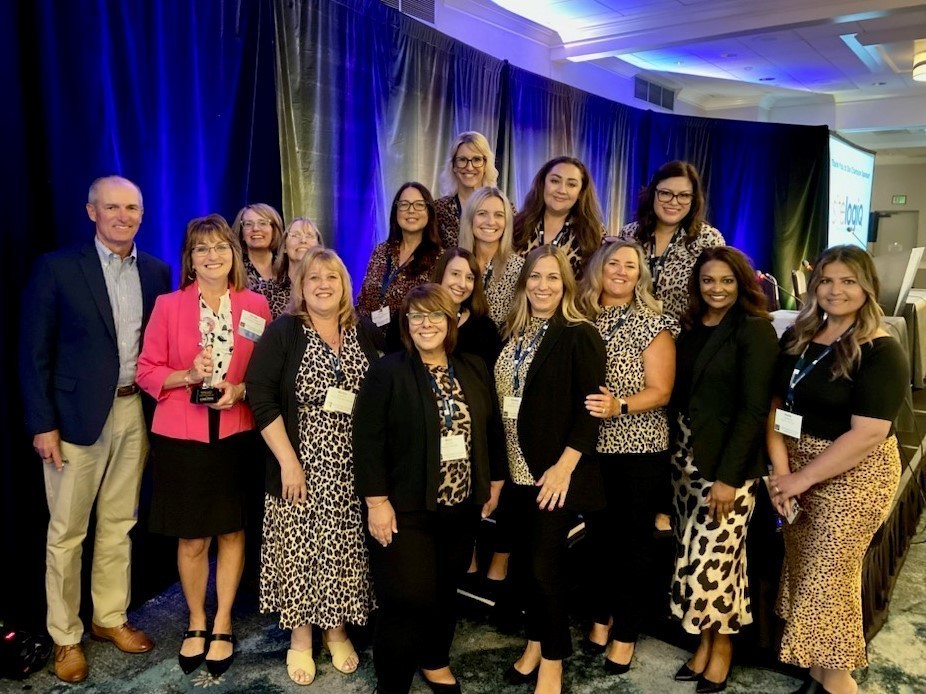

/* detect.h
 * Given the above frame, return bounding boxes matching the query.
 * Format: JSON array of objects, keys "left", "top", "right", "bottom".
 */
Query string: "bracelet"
[
  {"left": 367, "top": 498, "right": 389, "bottom": 509},
  {"left": 239, "top": 383, "right": 247, "bottom": 402}
]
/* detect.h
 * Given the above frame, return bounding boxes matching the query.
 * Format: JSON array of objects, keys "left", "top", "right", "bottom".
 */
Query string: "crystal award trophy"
[{"left": 190, "top": 317, "right": 222, "bottom": 404}]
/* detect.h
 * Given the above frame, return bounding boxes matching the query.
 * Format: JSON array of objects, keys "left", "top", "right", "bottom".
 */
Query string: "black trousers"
[
  {"left": 507, "top": 484, "right": 578, "bottom": 661},
  {"left": 367, "top": 504, "right": 480, "bottom": 694},
  {"left": 585, "top": 450, "right": 668, "bottom": 642}
]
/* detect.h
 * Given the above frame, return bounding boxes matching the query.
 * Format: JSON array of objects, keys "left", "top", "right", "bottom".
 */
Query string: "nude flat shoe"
[
  {"left": 286, "top": 647, "right": 316, "bottom": 685},
  {"left": 322, "top": 633, "right": 359, "bottom": 674}
]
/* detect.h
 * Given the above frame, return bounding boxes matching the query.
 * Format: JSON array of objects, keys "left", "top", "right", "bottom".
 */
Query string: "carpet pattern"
[{"left": 12, "top": 531, "right": 926, "bottom": 694}]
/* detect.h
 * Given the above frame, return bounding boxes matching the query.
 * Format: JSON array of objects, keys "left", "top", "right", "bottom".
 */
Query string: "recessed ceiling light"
[
  {"left": 743, "top": 66, "right": 753, "bottom": 71},
  {"left": 675, "top": 60, "right": 683, "bottom": 65},
  {"left": 872, "top": 81, "right": 887, "bottom": 86},
  {"left": 720, "top": 53, "right": 738, "bottom": 58},
  {"left": 759, "top": 77, "right": 776, "bottom": 81}
]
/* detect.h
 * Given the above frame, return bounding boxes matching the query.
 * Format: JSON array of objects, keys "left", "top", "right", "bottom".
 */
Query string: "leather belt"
[{"left": 116, "top": 384, "right": 140, "bottom": 397}]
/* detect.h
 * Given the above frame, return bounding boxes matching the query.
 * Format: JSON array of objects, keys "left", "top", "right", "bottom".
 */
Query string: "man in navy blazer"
[{"left": 19, "top": 176, "right": 172, "bottom": 683}]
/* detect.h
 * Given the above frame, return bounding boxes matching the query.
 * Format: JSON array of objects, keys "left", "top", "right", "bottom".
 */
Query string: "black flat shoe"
[
  {"left": 792, "top": 678, "right": 827, "bottom": 694},
  {"left": 205, "top": 633, "right": 236, "bottom": 678},
  {"left": 178, "top": 629, "right": 209, "bottom": 674},
  {"left": 579, "top": 636, "right": 607, "bottom": 655},
  {"left": 696, "top": 673, "right": 729, "bottom": 693},
  {"left": 674, "top": 662, "right": 703, "bottom": 681},
  {"left": 504, "top": 663, "right": 539, "bottom": 685}
]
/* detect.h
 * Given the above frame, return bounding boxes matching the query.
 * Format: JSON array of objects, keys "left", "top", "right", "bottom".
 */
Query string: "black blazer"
[
  {"left": 353, "top": 350, "right": 505, "bottom": 512},
  {"left": 515, "top": 314, "right": 607, "bottom": 511},
  {"left": 19, "top": 241, "right": 171, "bottom": 445},
  {"left": 672, "top": 309, "right": 779, "bottom": 487},
  {"left": 246, "top": 314, "right": 384, "bottom": 498}
]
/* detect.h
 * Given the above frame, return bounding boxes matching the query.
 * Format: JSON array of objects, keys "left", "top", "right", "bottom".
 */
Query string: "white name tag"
[
  {"left": 238, "top": 310, "right": 266, "bottom": 341},
  {"left": 323, "top": 387, "right": 356, "bottom": 414},
  {"left": 503, "top": 396, "right": 522, "bottom": 419},
  {"left": 372, "top": 306, "right": 391, "bottom": 327},
  {"left": 441, "top": 434, "right": 466, "bottom": 462},
  {"left": 774, "top": 408, "right": 803, "bottom": 439}
]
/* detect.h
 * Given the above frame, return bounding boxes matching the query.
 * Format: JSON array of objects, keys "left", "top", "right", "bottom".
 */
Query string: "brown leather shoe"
[
  {"left": 53, "top": 643, "right": 88, "bottom": 683},
  {"left": 90, "top": 622, "right": 154, "bottom": 654}
]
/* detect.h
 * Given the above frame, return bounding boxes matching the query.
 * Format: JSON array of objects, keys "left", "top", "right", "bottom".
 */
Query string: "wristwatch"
[{"left": 619, "top": 399, "right": 628, "bottom": 416}]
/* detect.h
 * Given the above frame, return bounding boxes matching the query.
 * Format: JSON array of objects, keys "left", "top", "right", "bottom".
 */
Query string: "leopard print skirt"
[
  {"left": 670, "top": 414, "right": 759, "bottom": 635},
  {"left": 776, "top": 433, "right": 900, "bottom": 670}
]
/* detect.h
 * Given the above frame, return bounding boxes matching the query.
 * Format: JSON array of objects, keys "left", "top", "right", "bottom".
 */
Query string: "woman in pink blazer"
[{"left": 137, "top": 214, "right": 271, "bottom": 678}]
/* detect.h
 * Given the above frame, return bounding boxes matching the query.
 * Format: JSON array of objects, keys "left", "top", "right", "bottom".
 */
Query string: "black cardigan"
[
  {"left": 352, "top": 349, "right": 505, "bottom": 512},
  {"left": 671, "top": 308, "right": 779, "bottom": 487},
  {"left": 514, "top": 314, "right": 607, "bottom": 511},
  {"left": 245, "top": 313, "right": 384, "bottom": 498}
]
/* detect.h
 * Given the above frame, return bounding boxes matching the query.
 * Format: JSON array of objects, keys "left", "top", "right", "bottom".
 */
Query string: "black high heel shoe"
[
  {"left": 504, "top": 663, "right": 539, "bottom": 685},
  {"left": 205, "top": 633, "right": 236, "bottom": 678},
  {"left": 420, "top": 671, "right": 462, "bottom": 694},
  {"left": 178, "top": 630, "right": 209, "bottom": 674},
  {"left": 696, "top": 673, "right": 729, "bottom": 693},
  {"left": 674, "top": 662, "right": 704, "bottom": 681}
]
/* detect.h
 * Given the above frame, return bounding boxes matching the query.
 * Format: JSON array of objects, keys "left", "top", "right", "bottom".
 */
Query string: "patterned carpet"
[{"left": 12, "top": 526, "right": 926, "bottom": 694}]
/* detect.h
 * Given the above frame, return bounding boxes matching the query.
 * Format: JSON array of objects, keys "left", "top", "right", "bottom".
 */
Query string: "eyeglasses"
[
  {"left": 453, "top": 155, "right": 486, "bottom": 169},
  {"left": 407, "top": 310, "right": 447, "bottom": 326},
  {"left": 655, "top": 189, "right": 694, "bottom": 205},
  {"left": 397, "top": 200, "right": 428, "bottom": 212},
  {"left": 288, "top": 231, "right": 317, "bottom": 242},
  {"left": 241, "top": 219, "right": 272, "bottom": 230},
  {"left": 191, "top": 242, "right": 233, "bottom": 257}
]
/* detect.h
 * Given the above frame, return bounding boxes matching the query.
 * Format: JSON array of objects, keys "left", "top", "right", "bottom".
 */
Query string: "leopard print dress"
[
  {"left": 670, "top": 414, "right": 759, "bottom": 635},
  {"left": 776, "top": 433, "right": 901, "bottom": 669},
  {"left": 259, "top": 325, "right": 375, "bottom": 629},
  {"left": 483, "top": 254, "right": 524, "bottom": 330}
]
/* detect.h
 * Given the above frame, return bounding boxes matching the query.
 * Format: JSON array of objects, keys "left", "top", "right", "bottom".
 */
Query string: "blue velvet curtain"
[
  {"left": 274, "top": 0, "right": 827, "bottom": 295},
  {"left": 4, "top": 0, "right": 281, "bottom": 627}
]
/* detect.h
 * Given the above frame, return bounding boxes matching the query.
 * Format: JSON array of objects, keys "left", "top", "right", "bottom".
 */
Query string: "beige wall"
[{"left": 872, "top": 162, "right": 926, "bottom": 247}]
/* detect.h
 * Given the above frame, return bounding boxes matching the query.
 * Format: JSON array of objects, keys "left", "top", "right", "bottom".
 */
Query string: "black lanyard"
[
  {"left": 482, "top": 259, "right": 494, "bottom": 290},
  {"left": 786, "top": 325, "right": 854, "bottom": 409},
  {"left": 538, "top": 219, "right": 569, "bottom": 248},
  {"left": 512, "top": 320, "right": 550, "bottom": 394},
  {"left": 426, "top": 362, "right": 456, "bottom": 430},
  {"left": 605, "top": 304, "right": 632, "bottom": 342},
  {"left": 648, "top": 227, "right": 684, "bottom": 287}
]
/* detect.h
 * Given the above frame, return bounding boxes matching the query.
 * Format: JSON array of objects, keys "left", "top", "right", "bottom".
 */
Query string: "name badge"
[
  {"left": 323, "top": 387, "right": 356, "bottom": 414},
  {"left": 774, "top": 408, "right": 803, "bottom": 439},
  {"left": 238, "top": 310, "right": 266, "bottom": 341},
  {"left": 372, "top": 306, "right": 391, "bottom": 327},
  {"left": 440, "top": 434, "right": 466, "bottom": 462},
  {"left": 503, "top": 396, "right": 522, "bottom": 419}
]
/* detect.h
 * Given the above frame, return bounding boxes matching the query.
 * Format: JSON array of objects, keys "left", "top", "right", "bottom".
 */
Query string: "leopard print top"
[
  {"left": 523, "top": 217, "right": 605, "bottom": 279},
  {"left": 434, "top": 194, "right": 462, "bottom": 248},
  {"left": 494, "top": 317, "right": 549, "bottom": 485},
  {"left": 619, "top": 221, "right": 725, "bottom": 319},
  {"left": 595, "top": 298, "right": 679, "bottom": 454},
  {"left": 255, "top": 275, "right": 291, "bottom": 320},
  {"left": 425, "top": 364, "right": 473, "bottom": 505},
  {"left": 484, "top": 254, "right": 524, "bottom": 330}
]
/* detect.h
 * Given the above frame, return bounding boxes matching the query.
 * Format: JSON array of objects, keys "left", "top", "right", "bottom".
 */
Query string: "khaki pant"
[{"left": 44, "top": 394, "right": 148, "bottom": 645}]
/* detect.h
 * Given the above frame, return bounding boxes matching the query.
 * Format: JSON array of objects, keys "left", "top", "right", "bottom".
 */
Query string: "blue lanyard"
[
  {"left": 512, "top": 320, "right": 549, "bottom": 394},
  {"left": 426, "top": 362, "right": 456, "bottom": 430},
  {"left": 605, "top": 304, "right": 632, "bottom": 342},
  {"left": 319, "top": 330, "right": 345, "bottom": 385},
  {"left": 379, "top": 252, "right": 408, "bottom": 301},
  {"left": 786, "top": 325, "right": 854, "bottom": 409},
  {"left": 482, "top": 259, "right": 494, "bottom": 290},
  {"left": 648, "top": 227, "right": 684, "bottom": 287}
]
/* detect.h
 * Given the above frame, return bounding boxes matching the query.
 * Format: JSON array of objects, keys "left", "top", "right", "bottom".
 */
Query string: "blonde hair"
[
  {"left": 458, "top": 187, "right": 515, "bottom": 281},
  {"left": 231, "top": 203, "right": 284, "bottom": 255},
  {"left": 578, "top": 239, "right": 662, "bottom": 318},
  {"left": 784, "top": 245, "right": 884, "bottom": 380},
  {"left": 274, "top": 217, "right": 323, "bottom": 281},
  {"left": 439, "top": 131, "right": 499, "bottom": 195},
  {"left": 287, "top": 247, "right": 357, "bottom": 331},
  {"left": 503, "top": 245, "right": 589, "bottom": 340},
  {"left": 180, "top": 214, "right": 246, "bottom": 291}
]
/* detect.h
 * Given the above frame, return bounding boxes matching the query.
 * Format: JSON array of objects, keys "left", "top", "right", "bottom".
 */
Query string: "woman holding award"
[{"left": 137, "top": 214, "right": 271, "bottom": 678}]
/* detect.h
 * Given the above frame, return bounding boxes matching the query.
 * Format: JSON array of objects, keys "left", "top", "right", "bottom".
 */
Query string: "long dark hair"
[
  {"left": 387, "top": 182, "right": 441, "bottom": 275},
  {"left": 681, "top": 246, "right": 770, "bottom": 329},
  {"left": 431, "top": 247, "right": 490, "bottom": 318},
  {"left": 513, "top": 156, "right": 605, "bottom": 261},
  {"left": 633, "top": 160, "right": 707, "bottom": 248}
]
